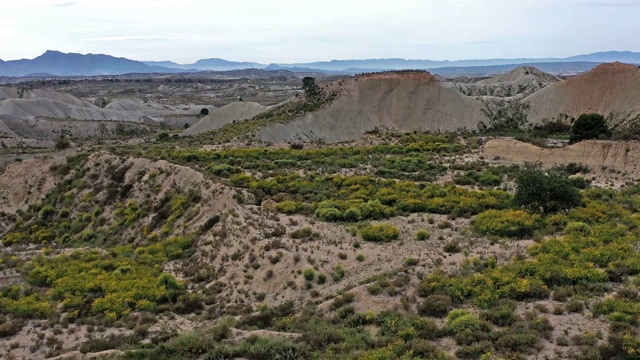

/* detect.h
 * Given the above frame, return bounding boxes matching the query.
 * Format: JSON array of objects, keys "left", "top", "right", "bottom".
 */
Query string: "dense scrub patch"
[
  {"left": 418, "top": 185, "right": 640, "bottom": 334},
  {"left": 0, "top": 154, "right": 204, "bottom": 329},
  {"left": 1, "top": 237, "right": 191, "bottom": 322},
  {"left": 170, "top": 133, "right": 461, "bottom": 181},
  {"left": 234, "top": 173, "right": 511, "bottom": 222}
]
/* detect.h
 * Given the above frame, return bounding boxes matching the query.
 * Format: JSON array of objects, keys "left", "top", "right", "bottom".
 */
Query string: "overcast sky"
[{"left": 1, "top": 0, "right": 639, "bottom": 63}]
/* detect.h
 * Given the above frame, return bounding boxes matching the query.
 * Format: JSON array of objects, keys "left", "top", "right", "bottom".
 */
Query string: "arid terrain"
[{"left": 0, "top": 63, "right": 639, "bottom": 360}]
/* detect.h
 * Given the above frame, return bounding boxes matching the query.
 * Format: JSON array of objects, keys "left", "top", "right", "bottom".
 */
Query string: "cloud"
[
  {"left": 51, "top": 1, "right": 77, "bottom": 6},
  {"left": 80, "top": 36, "right": 174, "bottom": 42},
  {"left": 585, "top": 0, "right": 640, "bottom": 6}
]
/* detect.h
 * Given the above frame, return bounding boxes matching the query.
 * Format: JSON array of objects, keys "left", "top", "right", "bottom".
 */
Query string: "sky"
[{"left": 0, "top": 0, "right": 639, "bottom": 64}]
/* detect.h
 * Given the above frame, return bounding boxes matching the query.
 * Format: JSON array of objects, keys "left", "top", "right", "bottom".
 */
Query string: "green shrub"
[
  {"left": 446, "top": 310, "right": 490, "bottom": 346},
  {"left": 330, "top": 293, "right": 355, "bottom": 310},
  {"left": 405, "top": 339, "right": 448, "bottom": 358},
  {"left": 314, "top": 207, "right": 344, "bottom": 222},
  {"left": 473, "top": 209, "right": 542, "bottom": 238},
  {"left": 418, "top": 295, "right": 452, "bottom": 318},
  {"left": 566, "top": 300, "right": 584, "bottom": 313},
  {"left": 0, "top": 318, "right": 24, "bottom": 338},
  {"left": 481, "top": 300, "right": 517, "bottom": 326},
  {"left": 405, "top": 257, "right": 419, "bottom": 267},
  {"left": 39, "top": 205, "right": 56, "bottom": 221},
  {"left": 317, "top": 273, "right": 327, "bottom": 284},
  {"left": 303, "top": 268, "right": 315, "bottom": 281},
  {"left": 209, "top": 164, "right": 241, "bottom": 178},
  {"left": 356, "top": 254, "right": 365, "bottom": 262},
  {"left": 444, "top": 240, "right": 462, "bottom": 253},
  {"left": 563, "top": 221, "right": 591, "bottom": 235},
  {"left": 514, "top": 165, "right": 582, "bottom": 214},
  {"left": 332, "top": 265, "right": 346, "bottom": 282},
  {"left": 570, "top": 113, "right": 610, "bottom": 143},
  {"left": 416, "top": 229, "right": 431, "bottom": 240},
  {"left": 455, "top": 341, "right": 492, "bottom": 359},
  {"left": 367, "top": 284, "right": 383, "bottom": 295},
  {"left": 360, "top": 224, "right": 400, "bottom": 242},
  {"left": 494, "top": 329, "right": 540, "bottom": 354},
  {"left": 275, "top": 201, "right": 303, "bottom": 215},
  {"left": 343, "top": 208, "right": 362, "bottom": 222}
]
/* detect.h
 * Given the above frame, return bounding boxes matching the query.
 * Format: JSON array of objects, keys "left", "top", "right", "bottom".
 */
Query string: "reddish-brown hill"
[{"left": 524, "top": 62, "right": 640, "bottom": 124}]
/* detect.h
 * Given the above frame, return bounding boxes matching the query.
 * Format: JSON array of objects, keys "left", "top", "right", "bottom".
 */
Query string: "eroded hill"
[
  {"left": 524, "top": 62, "right": 640, "bottom": 127},
  {"left": 260, "top": 71, "right": 487, "bottom": 143},
  {"left": 452, "top": 66, "right": 560, "bottom": 99}
]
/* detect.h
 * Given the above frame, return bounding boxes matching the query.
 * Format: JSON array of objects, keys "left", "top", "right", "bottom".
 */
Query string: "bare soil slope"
[
  {"left": 182, "top": 102, "right": 267, "bottom": 136},
  {"left": 0, "top": 155, "right": 63, "bottom": 214},
  {"left": 260, "top": 71, "right": 486, "bottom": 143},
  {"left": 483, "top": 138, "right": 640, "bottom": 181},
  {"left": 524, "top": 62, "right": 640, "bottom": 124}
]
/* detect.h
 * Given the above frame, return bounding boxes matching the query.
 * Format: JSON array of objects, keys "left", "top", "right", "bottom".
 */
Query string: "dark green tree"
[
  {"left": 199, "top": 108, "right": 210, "bottom": 116},
  {"left": 570, "top": 113, "right": 610, "bottom": 143},
  {"left": 55, "top": 133, "right": 70, "bottom": 150},
  {"left": 513, "top": 164, "right": 582, "bottom": 214},
  {"left": 302, "top": 77, "right": 322, "bottom": 101}
]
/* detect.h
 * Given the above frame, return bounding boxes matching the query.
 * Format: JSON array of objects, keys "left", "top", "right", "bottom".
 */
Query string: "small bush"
[
  {"left": 367, "top": 284, "right": 383, "bottom": 295},
  {"left": 330, "top": 293, "right": 355, "bottom": 310},
  {"left": 275, "top": 201, "right": 303, "bottom": 215},
  {"left": 416, "top": 229, "right": 431, "bottom": 241},
  {"left": 332, "top": 265, "right": 346, "bottom": 282},
  {"left": 563, "top": 221, "right": 591, "bottom": 235},
  {"left": 473, "top": 209, "right": 542, "bottom": 238},
  {"left": 317, "top": 273, "right": 327, "bottom": 284},
  {"left": 444, "top": 240, "right": 462, "bottom": 254},
  {"left": 552, "top": 287, "right": 573, "bottom": 302},
  {"left": 303, "top": 268, "right": 315, "bottom": 281},
  {"left": 566, "top": 300, "right": 584, "bottom": 313},
  {"left": 455, "top": 341, "right": 492, "bottom": 359},
  {"left": 0, "top": 318, "right": 24, "bottom": 338},
  {"left": 343, "top": 208, "right": 362, "bottom": 222},
  {"left": 481, "top": 300, "right": 517, "bottom": 326},
  {"left": 405, "top": 257, "right": 419, "bottom": 266},
  {"left": 314, "top": 207, "right": 343, "bottom": 222},
  {"left": 360, "top": 224, "right": 400, "bottom": 243},
  {"left": 556, "top": 334, "right": 570, "bottom": 346},
  {"left": 446, "top": 310, "right": 490, "bottom": 346},
  {"left": 209, "top": 164, "right": 242, "bottom": 178},
  {"left": 418, "top": 295, "right": 452, "bottom": 318}
]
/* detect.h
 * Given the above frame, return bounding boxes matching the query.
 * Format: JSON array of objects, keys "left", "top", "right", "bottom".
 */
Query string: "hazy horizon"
[{"left": 1, "top": 0, "right": 640, "bottom": 63}]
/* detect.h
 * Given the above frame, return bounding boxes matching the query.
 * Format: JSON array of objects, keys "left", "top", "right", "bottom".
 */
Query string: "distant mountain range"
[
  {"left": 1, "top": 50, "right": 640, "bottom": 77},
  {"left": 0, "top": 50, "right": 183, "bottom": 77},
  {"left": 144, "top": 59, "right": 264, "bottom": 71}
]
